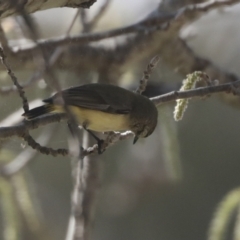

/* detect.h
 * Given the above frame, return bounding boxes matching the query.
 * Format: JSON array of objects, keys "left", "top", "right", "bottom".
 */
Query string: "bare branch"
[
  {"left": 151, "top": 78, "right": 239, "bottom": 105},
  {"left": 21, "top": 133, "right": 69, "bottom": 157},
  {"left": 0, "top": 127, "right": 54, "bottom": 177},
  {"left": 65, "top": 132, "right": 88, "bottom": 240},
  {"left": 0, "top": 72, "right": 43, "bottom": 95},
  {"left": 87, "top": 0, "right": 111, "bottom": 31},
  {"left": 136, "top": 55, "right": 160, "bottom": 94},
  {"left": 0, "top": 77, "right": 239, "bottom": 141},
  {"left": 14, "top": 12, "right": 173, "bottom": 53},
  {"left": 0, "top": 8, "right": 84, "bottom": 96},
  {"left": 0, "top": 47, "right": 29, "bottom": 112},
  {"left": 0, "top": 114, "right": 66, "bottom": 139},
  {"left": 80, "top": 9, "right": 89, "bottom": 33}
]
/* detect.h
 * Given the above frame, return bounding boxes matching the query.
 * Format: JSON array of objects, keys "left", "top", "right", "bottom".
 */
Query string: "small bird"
[{"left": 23, "top": 83, "right": 158, "bottom": 152}]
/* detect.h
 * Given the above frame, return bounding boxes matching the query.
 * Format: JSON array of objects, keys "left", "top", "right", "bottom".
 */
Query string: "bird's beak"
[{"left": 133, "top": 136, "right": 139, "bottom": 144}]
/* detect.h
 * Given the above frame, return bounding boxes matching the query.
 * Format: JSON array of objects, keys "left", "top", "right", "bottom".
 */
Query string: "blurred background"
[{"left": 1, "top": 0, "right": 240, "bottom": 240}]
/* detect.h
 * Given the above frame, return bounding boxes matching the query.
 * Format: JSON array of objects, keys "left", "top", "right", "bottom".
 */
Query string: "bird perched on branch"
[{"left": 23, "top": 83, "right": 158, "bottom": 153}]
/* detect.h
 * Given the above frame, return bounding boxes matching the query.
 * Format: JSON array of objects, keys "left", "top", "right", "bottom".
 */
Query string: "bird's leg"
[{"left": 82, "top": 125, "right": 105, "bottom": 154}]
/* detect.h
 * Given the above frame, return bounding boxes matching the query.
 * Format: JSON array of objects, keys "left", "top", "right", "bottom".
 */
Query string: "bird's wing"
[{"left": 44, "top": 85, "right": 132, "bottom": 114}]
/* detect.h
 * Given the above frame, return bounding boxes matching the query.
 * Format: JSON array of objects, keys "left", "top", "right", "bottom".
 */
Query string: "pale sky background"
[
  {"left": 4, "top": 0, "right": 240, "bottom": 77},
  {"left": 181, "top": 3, "right": 240, "bottom": 77},
  {"left": 31, "top": 0, "right": 161, "bottom": 37},
  {"left": 30, "top": 0, "right": 240, "bottom": 77}
]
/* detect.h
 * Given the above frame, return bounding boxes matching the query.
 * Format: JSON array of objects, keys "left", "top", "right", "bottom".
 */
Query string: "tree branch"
[
  {"left": 151, "top": 78, "right": 238, "bottom": 105},
  {"left": 0, "top": 127, "right": 55, "bottom": 177},
  {"left": 0, "top": 0, "right": 237, "bottom": 77},
  {"left": 0, "top": 76, "right": 239, "bottom": 159},
  {"left": 136, "top": 55, "right": 160, "bottom": 94},
  {"left": 0, "top": 47, "right": 29, "bottom": 112},
  {"left": 0, "top": 78, "right": 239, "bottom": 139}
]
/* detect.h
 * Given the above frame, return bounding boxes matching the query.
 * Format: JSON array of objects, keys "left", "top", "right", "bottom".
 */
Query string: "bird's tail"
[{"left": 22, "top": 104, "right": 54, "bottom": 120}]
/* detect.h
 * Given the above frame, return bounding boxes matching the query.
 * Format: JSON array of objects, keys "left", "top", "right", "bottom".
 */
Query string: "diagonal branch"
[
  {"left": 0, "top": 76, "right": 240, "bottom": 161},
  {"left": 136, "top": 55, "right": 160, "bottom": 94},
  {"left": 0, "top": 77, "right": 238, "bottom": 133},
  {"left": 0, "top": 127, "right": 55, "bottom": 177},
  {"left": 0, "top": 78, "right": 239, "bottom": 141}
]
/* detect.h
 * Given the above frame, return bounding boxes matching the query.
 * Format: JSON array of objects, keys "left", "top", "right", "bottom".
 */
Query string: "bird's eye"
[{"left": 134, "top": 123, "right": 141, "bottom": 128}]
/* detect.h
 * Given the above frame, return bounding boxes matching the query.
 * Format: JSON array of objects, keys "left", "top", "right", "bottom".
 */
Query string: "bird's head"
[
  {"left": 130, "top": 95, "right": 158, "bottom": 144},
  {"left": 132, "top": 118, "right": 157, "bottom": 144}
]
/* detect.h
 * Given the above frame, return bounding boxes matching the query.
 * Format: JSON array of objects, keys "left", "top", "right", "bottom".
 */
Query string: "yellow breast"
[{"left": 53, "top": 105, "right": 130, "bottom": 132}]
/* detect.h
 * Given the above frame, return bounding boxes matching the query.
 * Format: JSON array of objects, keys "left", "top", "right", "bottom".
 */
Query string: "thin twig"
[
  {"left": 0, "top": 127, "right": 55, "bottom": 177},
  {"left": 89, "top": 0, "right": 111, "bottom": 30},
  {"left": 0, "top": 9, "right": 83, "bottom": 96},
  {"left": 0, "top": 77, "right": 240, "bottom": 139},
  {"left": 0, "top": 78, "right": 240, "bottom": 140},
  {"left": 136, "top": 55, "right": 160, "bottom": 94},
  {"left": 0, "top": 75, "right": 240, "bottom": 160},
  {"left": 15, "top": 13, "right": 171, "bottom": 52},
  {"left": 67, "top": 7, "right": 113, "bottom": 238},
  {"left": 21, "top": 133, "right": 69, "bottom": 157},
  {"left": 17, "top": 5, "right": 83, "bottom": 150},
  {"left": 0, "top": 99, "right": 41, "bottom": 127},
  {"left": 150, "top": 78, "right": 239, "bottom": 105},
  {"left": 67, "top": 9, "right": 82, "bottom": 36},
  {"left": 80, "top": 9, "right": 89, "bottom": 33},
  {"left": 0, "top": 71, "right": 45, "bottom": 95},
  {"left": 65, "top": 132, "right": 87, "bottom": 240},
  {"left": 0, "top": 47, "right": 29, "bottom": 112}
]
